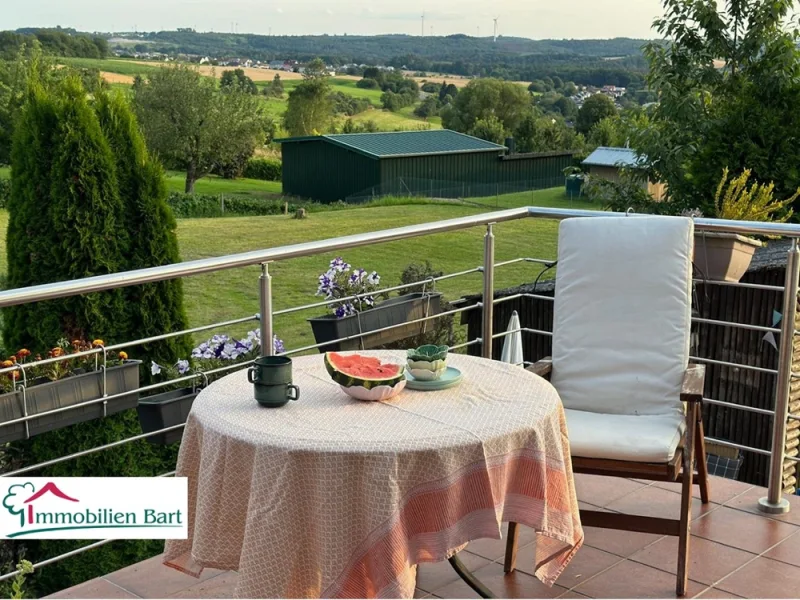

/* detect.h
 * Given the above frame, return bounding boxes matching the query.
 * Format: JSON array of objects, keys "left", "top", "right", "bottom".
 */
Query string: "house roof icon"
[{"left": 24, "top": 482, "right": 78, "bottom": 504}]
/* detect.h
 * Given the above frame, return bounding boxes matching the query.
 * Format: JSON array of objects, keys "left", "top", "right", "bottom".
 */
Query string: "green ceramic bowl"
[{"left": 407, "top": 344, "right": 449, "bottom": 362}]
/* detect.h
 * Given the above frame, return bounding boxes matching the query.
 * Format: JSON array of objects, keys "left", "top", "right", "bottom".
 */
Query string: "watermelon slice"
[{"left": 324, "top": 352, "right": 405, "bottom": 390}]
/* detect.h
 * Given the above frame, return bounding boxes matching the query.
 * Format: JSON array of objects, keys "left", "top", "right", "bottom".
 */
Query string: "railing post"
[
  {"left": 482, "top": 223, "right": 495, "bottom": 359},
  {"left": 259, "top": 262, "right": 274, "bottom": 357},
  {"left": 760, "top": 239, "right": 800, "bottom": 514}
]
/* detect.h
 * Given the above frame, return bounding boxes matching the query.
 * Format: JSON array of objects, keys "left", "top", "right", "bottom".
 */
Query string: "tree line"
[{"left": 0, "top": 29, "right": 108, "bottom": 59}]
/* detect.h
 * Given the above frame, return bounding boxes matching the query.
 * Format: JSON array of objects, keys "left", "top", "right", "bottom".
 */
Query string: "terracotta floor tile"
[
  {"left": 724, "top": 487, "right": 800, "bottom": 526},
  {"left": 513, "top": 544, "right": 622, "bottom": 590},
  {"left": 571, "top": 559, "right": 704, "bottom": 599},
  {"left": 466, "top": 523, "right": 538, "bottom": 561},
  {"left": 763, "top": 529, "right": 800, "bottom": 567},
  {"left": 104, "top": 554, "right": 224, "bottom": 597},
  {"left": 167, "top": 572, "right": 238, "bottom": 599},
  {"left": 715, "top": 557, "right": 800, "bottom": 598},
  {"left": 415, "top": 552, "right": 490, "bottom": 594},
  {"left": 605, "top": 485, "right": 717, "bottom": 521},
  {"left": 628, "top": 535, "right": 755, "bottom": 585},
  {"left": 582, "top": 525, "right": 664, "bottom": 558},
  {"left": 573, "top": 474, "right": 647, "bottom": 508},
  {"left": 432, "top": 562, "right": 568, "bottom": 599},
  {"left": 44, "top": 578, "right": 139, "bottom": 599},
  {"left": 693, "top": 588, "right": 744, "bottom": 599},
  {"left": 692, "top": 506, "right": 798, "bottom": 554},
  {"left": 652, "top": 476, "right": 753, "bottom": 505}
]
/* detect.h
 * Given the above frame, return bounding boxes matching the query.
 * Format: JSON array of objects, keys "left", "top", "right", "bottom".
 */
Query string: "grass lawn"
[
  {"left": 164, "top": 171, "right": 282, "bottom": 197},
  {"left": 1, "top": 166, "right": 282, "bottom": 198},
  {"left": 281, "top": 78, "right": 385, "bottom": 105},
  {"left": 351, "top": 107, "right": 440, "bottom": 130},
  {"left": 176, "top": 202, "right": 567, "bottom": 352},
  {"left": 470, "top": 187, "right": 594, "bottom": 210},
  {"left": 0, "top": 185, "right": 599, "bottom": 353}
]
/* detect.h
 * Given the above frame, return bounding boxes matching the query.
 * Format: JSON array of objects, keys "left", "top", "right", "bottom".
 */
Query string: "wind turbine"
[
  {"left": 421, "top": 11, "right": 425, "bottom": 37},
  {"left": 493, "top": 16, "right": 499, "bottom": 42}
]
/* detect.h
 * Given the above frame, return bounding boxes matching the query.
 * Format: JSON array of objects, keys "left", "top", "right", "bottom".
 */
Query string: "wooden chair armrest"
[
  {"left": 680, "top": 364, "right": 705, "bottom": 403},
  {"left": 526, "top": 357, "right": 552, "bottom": 379}
]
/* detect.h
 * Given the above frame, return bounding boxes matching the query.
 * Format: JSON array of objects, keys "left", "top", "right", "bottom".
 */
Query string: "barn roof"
[
  {"left": 582, "top": 146, "right": 644, "bottom": 169},
  {"left": 275, "top": 129, "right": 507, "bottom": 159}
]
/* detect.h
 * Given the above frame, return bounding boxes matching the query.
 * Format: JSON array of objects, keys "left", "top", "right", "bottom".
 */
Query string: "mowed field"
[{"left": 0, "top": 177, "right": 596, "bottom": 352}]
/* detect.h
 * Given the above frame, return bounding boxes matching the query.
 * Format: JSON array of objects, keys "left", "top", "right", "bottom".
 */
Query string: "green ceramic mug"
[{"left": 247, "top": 356, "right": 300, "bottom": 408}]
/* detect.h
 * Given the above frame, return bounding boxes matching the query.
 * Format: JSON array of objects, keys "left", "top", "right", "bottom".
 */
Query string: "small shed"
[
  {"left": 582, "top": 146, "right": 666, "bottom": 201},
  {"left": 276, "top": 130, "right": 574, "bottom": 203}
]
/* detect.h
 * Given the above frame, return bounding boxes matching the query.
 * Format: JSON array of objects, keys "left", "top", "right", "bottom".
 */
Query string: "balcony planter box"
[
  {"left": 137, "top": 387, "right": 198, "bottom": 445},
  {"left": 693, "top": 233, "right": 762, "bottom": 283},
  {"left": 0, "top": 360, "right": 142, "bottom": 444},
  {"left": 308, "top": 292, "right": 443, "bottom": 352}
]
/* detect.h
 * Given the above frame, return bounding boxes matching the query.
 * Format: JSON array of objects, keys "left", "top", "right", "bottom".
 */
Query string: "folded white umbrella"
[{"left": 500, "top": 310, "right": 524, "bottom": 367}]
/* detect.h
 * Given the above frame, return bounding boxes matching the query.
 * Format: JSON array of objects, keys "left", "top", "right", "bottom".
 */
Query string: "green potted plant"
[
  {"left": 0, "top": 339, "right": 140, "bottom": 444},
  {"left": 308, "top": 258, "right": 442, "bottom": 352},
  {"left": 138, "top": 330, "right": 285, "bottom": 445},
  {"left": 692, "top": 168, "right": 797, "bottom": 282}
]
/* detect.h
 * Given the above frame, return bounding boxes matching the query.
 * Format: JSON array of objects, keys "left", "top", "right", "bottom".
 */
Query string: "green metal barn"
[{"left": 276, "top": 130, "right": 574, "bottom": 203}]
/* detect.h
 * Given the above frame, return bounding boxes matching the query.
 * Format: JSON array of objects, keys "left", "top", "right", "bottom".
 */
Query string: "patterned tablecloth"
[{"left": 163, "top": 351, "right": 583, "bottom": 598}]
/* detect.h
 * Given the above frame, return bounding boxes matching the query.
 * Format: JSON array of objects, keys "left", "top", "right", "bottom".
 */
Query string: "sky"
[{"left": 3, "top": 0, "right": 666, "bottom": 39}]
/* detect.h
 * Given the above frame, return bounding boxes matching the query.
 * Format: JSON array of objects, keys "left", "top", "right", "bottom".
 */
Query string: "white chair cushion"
[
  {"left": 550, "top": 216, "right": 693, "bottom": 417},
  {"left": 565, "top": 409, "right": 685, "bottom": 462}
]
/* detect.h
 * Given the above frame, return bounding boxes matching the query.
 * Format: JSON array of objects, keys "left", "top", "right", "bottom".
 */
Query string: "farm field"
[
  {"left": 57, "top": 58, "right": 446, "bottom": 131},
  {"left": 0, "top": 187, "right": 599, "bottom": 353}
]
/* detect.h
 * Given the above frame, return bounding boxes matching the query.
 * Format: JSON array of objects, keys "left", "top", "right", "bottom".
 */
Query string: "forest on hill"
[{"left": 133, "top": 31, "right": 652, "bottom": 85}]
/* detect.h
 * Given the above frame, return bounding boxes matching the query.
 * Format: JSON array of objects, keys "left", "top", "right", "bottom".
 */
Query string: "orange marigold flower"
[
  {"left": 9, "top": 356, "right": 16, "bottom": 363},
  {"left": 1, "top": 360, "right": 13, "bottom": 368},
  {"left": 72, "top": 339, "right": 82, "bottom": 346},
  {"left": 50, "top": 348, "right": 64, "bottom": 357},
  {"left": 17, "top": 349, "right": 30, "bottom": 358},
  {"left": 118, "top": 351, "right": 128, "bottom": 360},
  {"left": 92, "top": 339, "right": 104, "bottom": 347}
]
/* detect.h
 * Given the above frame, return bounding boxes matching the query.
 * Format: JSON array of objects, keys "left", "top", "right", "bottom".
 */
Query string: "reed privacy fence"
[{"left": 0, "top": 207, "right": 800, "bottom": 582}]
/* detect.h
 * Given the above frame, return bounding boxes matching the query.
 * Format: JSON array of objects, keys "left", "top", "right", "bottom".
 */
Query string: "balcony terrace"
[
  {"left": 2, "top": 206, "right": 800, "bottom": 599},
  {"left": 47, "top": 475, "right": 800, "bottom": 599}
]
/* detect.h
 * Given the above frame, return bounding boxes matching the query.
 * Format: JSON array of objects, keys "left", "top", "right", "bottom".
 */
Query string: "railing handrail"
[
  {"left": 1, "top": 205, "right": 799, "bottom": 309},
  {"left": 0, "top": 207, "right": 530, "bottom": 308},
  {"left": 525, "top": 206, "right": 800, "bottom": 238}
]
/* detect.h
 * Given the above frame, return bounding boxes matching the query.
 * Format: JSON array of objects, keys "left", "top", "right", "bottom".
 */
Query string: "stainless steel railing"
[{"left": 1, "top": 206, "right": 800, "bottom": 583}]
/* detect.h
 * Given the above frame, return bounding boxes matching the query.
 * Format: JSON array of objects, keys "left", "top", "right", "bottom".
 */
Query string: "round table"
[{"left": 163, "top": 351, "right": 583, "bottom": 599}]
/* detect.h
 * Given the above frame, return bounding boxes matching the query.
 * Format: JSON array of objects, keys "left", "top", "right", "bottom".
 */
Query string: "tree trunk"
[{"left": 185, "top": 162, "right": 197, "bottom": 194}]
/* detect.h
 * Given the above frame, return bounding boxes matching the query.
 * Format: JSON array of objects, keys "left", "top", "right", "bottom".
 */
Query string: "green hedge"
[
  {"left": 242, "top": 157, "right": 281, "bottom": 181},
  {"left": 167, "top": 192, "right": 302, "bottom": 218},
  {"left": 0, "top": 179, "right": 8, "bottom": 209}
]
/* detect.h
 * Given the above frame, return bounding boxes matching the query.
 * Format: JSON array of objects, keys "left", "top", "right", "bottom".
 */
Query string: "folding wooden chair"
[{"left": 504, "top": 216, "right": 710, "bottom": 597}]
